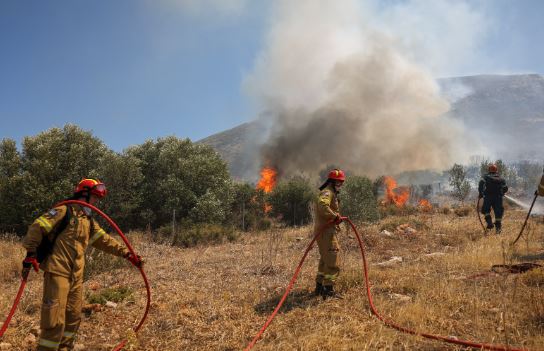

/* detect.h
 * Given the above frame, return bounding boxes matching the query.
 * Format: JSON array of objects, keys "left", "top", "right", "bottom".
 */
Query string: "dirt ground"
[{"left": 1, "top": 208, "right": 543, "bottom": 350}]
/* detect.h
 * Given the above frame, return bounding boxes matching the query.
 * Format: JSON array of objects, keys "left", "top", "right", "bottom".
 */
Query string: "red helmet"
[
  {"left": 328, "top": 169, "right": 345, "bottom": 182},
  {"left": 488, "top": 164, "right": 498, "bottom": 173},
  {"left": 74, "top": 178, "right": 107, "bottom": 198}
]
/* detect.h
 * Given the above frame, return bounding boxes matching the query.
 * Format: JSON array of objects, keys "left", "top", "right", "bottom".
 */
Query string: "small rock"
[
  {"left": 0, "top": 342, "right": 12, "bottom": 350},
  {"left": 389, "top": 293, "right": 412, "bottom": 302},
  {"left": 396, "top": 224, "right": 417, "bottom": 235},
  {"left": 74, "top": 344, "right": 86, "bottom": 351},
  {"left": 295, "top": 237, "right": 303, "bottom": 241},
  {"left": 380, "top": 230, "right": 393, "bottom": 237},
  {"left": 105, "top": 301, "right": 118, "bottom": 308},
  {"left": 375, "top": 256, "right": 403, "bottom": 267},
  {"left": 404, "top": 227, "right": 417, "bottom": 235}
]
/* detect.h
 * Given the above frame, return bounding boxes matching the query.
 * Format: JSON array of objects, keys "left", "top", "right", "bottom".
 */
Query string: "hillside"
[
  {"left": 1, "top": 208, "right": 543, "bottom": 350},
  {"left": 199, "top": 74, "right": 544, "bottom": 180},
  {"left": 440, "top": 74, "right": 544, "bottom": 160}
]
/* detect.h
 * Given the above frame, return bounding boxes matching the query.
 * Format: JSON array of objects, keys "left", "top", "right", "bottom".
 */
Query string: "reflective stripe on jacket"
[{"left": 23, "top": 204, "right": 128, "bottom": 279}]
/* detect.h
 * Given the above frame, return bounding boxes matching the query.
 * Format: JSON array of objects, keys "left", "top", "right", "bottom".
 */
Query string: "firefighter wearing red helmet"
[
  {"left": 21, "top": 178, "right": 143, "bottom": 351},
  {"left": 314, "top": 168, "right": 345, "bottom": 299},
  {"left": 478, "top": 164, "right": 508, "bottom": 234}
]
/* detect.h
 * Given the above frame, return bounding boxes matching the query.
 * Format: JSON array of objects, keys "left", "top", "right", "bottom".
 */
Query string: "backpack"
[{"left": 36, "top": 205, "right": 73, "bottom": 263}]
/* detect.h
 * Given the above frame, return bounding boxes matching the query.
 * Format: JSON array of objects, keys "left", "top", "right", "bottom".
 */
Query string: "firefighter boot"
[
  {"left": 321, "top": 285, "right": 343, "bottom": 300},
  {"left": 495, "top": 220, "right": 502, "bottom": 234},
  {"left": 314, "top": 282, "right": 323, "bottom": 296},
  {"left": 484, "top": 215, "right": 494, "bottom": 230}
]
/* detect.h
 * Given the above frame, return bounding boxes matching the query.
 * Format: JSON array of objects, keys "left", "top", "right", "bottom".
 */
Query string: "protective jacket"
[
  {"left": 314, "top": 184, "right": 340, "bottom": 230},
  {"left": 23, "top": 204, "right": 128, "bottom": 279},
  {"left": 314, "top": 183, "right": 341, "bottom": 287},
  {"left": 538, "top": 174, "right": 544, "bottom": 196},
  {"left": 478, "top": 173, "right": 508, "bottom": 198}
]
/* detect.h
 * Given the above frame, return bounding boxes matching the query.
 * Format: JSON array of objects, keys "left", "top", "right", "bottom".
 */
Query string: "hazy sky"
[{"left": 1, "top": 0, "right": 543, "bottom": 151}]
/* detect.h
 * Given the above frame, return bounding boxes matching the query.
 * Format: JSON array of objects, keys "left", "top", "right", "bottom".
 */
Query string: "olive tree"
[
  {"left": 449, "top": 163, "right": 471, "bottom": 202},
  {"left": 268, "top": 176, "right": 315, "bottom": 226},
  {"left": 339, "top": 175, "right": 378, "bottom": 222}
]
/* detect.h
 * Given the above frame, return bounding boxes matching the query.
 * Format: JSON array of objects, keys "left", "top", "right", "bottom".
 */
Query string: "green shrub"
[
  {"left": 268, "top": 176, "right": 315, "bottom": 227},
  {"left": 340, "top": 176, "right": 378, "bottom": 222}
]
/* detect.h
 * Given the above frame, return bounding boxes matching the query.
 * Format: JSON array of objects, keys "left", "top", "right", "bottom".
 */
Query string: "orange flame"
[
  {"left": 384, "top": 176, "right": 409, "bottom": 207},
  {"left": 256, "top": 167, "right": 277, "bottom": 193},
  {"left": 418, "top": 199, "right": 432, "bottom": 212}
]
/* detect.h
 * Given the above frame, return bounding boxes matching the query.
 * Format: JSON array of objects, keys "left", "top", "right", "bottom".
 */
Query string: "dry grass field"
[{"left": 1, "top": 207, "right": 544, "bottom": 350}]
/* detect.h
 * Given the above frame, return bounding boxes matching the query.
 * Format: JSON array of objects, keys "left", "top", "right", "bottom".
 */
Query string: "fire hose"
[
  {"left": 0, "top": 200, "right": 151, "bottom": 351},
  {"left": 511, "top": 193, "right": 538, "bottom": 246},
  {"left": 476, "top": 197, "right": 487, "bottom": 234},
  {"left": 0, "top": 270, "right": 31, "bottom": 338},
  {"left": 245, "top": 217, "right": 531, "bottom": 351}
]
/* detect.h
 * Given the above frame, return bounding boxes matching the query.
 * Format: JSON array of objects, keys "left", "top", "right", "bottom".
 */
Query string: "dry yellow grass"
[{"left": 1, "top": 208, "right": 543, "bottom": 350}]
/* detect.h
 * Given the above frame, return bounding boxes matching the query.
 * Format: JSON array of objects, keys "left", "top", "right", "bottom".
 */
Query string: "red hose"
[
  {"left": 0, "top": 271, "right": 30, "bottom": 338},
  {"left": 343, "top": 217, "right": 530, "bottom": 351},
  {"left": 54, "top": 200, "right": 151, "bottom": 351},
  {"left": 245, "top": 217, "right": 533, "bottom": 351},
  {"left": 243, "top": 222, "right": 332, "bottom": 350}
]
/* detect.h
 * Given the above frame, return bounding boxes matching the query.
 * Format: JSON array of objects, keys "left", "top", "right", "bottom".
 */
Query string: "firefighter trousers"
[
  {"left": 316, "top": 228, "right": 340, "bottom": 287},
  {"left": 37, "top": 272, "right": 82, "bottom": 351},
  {"left": 481, "top": 196, "right": 504, "bottom": 230}
]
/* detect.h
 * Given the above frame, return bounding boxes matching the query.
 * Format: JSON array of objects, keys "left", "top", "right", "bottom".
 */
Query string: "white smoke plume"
[{"left": 244, "top": 0, "right": 488, "bottom": 178}]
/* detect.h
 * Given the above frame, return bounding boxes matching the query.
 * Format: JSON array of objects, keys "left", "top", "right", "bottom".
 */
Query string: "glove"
[
  {"left": 22, "top": 253, "right": 39, "bottom": 275},
  {"left": 334, "top": 214, "right": 343, "bottom": 225},
  {"left": 125, "top": 252, "right": 144, "bottom": 268}
]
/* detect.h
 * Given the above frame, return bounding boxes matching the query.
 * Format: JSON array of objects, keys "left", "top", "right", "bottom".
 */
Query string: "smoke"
[{"left": 244, "top": 0, "right": 488, "bottom": 178}]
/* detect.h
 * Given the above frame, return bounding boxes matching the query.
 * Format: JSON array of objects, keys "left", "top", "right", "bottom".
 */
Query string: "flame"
[
  {"left": 256, "top": 167, "right": 277, "bottom": 193},
  {"left": 418, "top": 199, "right": 432, "bottom": 212},
  {"left": 383, "top": 176, "right": 409, "bottom": 207}
]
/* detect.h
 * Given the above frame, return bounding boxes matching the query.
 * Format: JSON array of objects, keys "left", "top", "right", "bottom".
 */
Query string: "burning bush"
[{"left": 384, "top": 176, "right": 410, "bottom": 207}]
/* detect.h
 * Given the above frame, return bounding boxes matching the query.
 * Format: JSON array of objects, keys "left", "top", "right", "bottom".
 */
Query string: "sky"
[{"left": 1, "top": 0, "right": 544, "bottom": 152}]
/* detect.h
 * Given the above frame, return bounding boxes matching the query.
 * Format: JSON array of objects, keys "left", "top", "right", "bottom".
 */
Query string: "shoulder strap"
[{"left": 51, "top": 205, "right": 72, "bottom": 242}]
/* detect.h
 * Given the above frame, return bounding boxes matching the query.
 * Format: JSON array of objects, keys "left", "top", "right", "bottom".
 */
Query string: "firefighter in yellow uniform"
[
  {"left": 21, "top": 179, "right": 143, "bottom": 351},
  {"left": 314, "top": 169, "right": 345, "bottom": 299}
]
